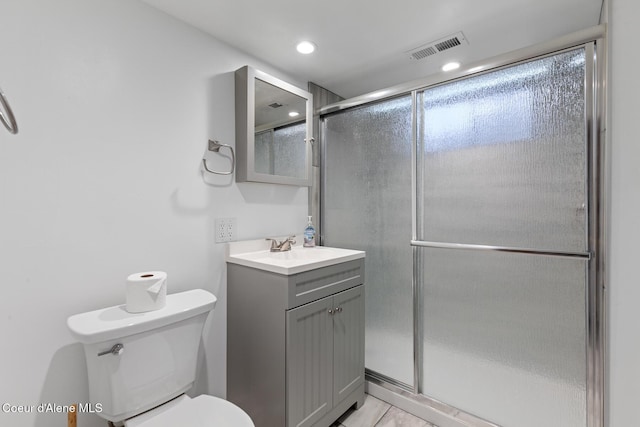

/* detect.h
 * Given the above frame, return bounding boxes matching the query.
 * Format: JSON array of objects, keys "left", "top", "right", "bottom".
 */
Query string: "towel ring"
[
  {"left": 202, "top": 139, "right": 235, "bottom": 175},
  {"left": 0, "top": 87, "right": 18, "bottom": 135}
]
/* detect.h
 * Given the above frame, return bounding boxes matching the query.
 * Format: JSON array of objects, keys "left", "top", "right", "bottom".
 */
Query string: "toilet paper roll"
[{"left": 125, "top": 271, "right": 167, "bottom": 313}]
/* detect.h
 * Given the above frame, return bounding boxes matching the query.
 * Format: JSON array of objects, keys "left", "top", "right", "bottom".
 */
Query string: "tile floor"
[{"left": 332, "top": 394, "right": 437, "bottom": 427}]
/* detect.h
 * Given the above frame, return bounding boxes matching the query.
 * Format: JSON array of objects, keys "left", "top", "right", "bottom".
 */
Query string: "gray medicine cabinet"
[{"left": 234, "top": 66, "right": 313, "bottom": 186}]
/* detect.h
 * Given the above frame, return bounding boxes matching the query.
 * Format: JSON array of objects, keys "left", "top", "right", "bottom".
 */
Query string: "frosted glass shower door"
[
  {"left": 418, "top": 48, "right": 588, "bottom": 252},
  {"left": 322, "top": 96, "right": 414, "bottom": 386},
  {"left": 417, "top": 48, "right": 590, "bottom": 427}
]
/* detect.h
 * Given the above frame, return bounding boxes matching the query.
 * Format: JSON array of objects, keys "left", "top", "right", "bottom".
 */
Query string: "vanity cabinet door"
[
  {"left": 286, "top": 296, "right": 334, "bottom": 427},
  {"left": 332, "top": 285, "right": 365, "bottom": 407}
]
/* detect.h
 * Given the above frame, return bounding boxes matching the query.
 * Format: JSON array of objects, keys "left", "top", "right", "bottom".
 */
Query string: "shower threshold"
[{"left": 365, "top": 374, "right": 500, "bottom": 427}]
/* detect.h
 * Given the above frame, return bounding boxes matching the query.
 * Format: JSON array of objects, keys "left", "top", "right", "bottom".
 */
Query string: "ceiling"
[{"left": 141, "top": 0, "right": 603, "bottom": 99}]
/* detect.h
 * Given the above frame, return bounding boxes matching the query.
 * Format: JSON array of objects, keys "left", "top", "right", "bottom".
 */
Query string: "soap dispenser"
[{"left": 303, "top": 216, "right": 316, "bottom": 247}]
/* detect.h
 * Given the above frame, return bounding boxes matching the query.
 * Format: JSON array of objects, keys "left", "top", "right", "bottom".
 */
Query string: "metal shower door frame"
[
  {"left": 319, "top": 25, "right": 606, "bottom": 427},
  {"left": 411, "top": 42, "right": 603, "bottom": 427}
]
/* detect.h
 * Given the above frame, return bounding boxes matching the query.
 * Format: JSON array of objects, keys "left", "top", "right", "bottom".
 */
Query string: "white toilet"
[{"left": 67, "top": 289, "right": 254, "bottom": 427}]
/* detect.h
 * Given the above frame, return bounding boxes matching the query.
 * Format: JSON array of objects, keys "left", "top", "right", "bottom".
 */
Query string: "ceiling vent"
[
  {"left": 269, "top": 102, "right": 283, "bottom": 108},
  {"left": 406, "top": 32, "right": 468, "bottom": 61}
]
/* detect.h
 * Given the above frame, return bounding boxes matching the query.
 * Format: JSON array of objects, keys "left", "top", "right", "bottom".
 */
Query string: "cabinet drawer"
[{"left": 287, "top": 259, "right": 364, "bottom": 309}]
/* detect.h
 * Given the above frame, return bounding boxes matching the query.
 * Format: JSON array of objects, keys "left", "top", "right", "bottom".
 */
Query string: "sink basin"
[{"left": 225, "top": 237, "right": 365, "bottom": 275}]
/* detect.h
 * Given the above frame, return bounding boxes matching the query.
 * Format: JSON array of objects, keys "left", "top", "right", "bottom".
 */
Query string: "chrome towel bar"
[
  {"left": 0, "top": 86, "right": 18, "bottom": 135},
  {"left": 202, "top": 139, "right": 235, "bottom": 175}
]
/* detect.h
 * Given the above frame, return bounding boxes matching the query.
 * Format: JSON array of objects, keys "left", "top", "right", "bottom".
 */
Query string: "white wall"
[
  {"left": 608, "top": 1, "right": 640, "bottom": 426},
  {"left": 0, "top": 1, "right": 307, "bottom": 426}
]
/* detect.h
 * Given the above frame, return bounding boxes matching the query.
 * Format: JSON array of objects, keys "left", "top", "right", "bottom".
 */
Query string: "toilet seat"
[{"left": 124, "top": 394, "right": 254, "bottom": 427}]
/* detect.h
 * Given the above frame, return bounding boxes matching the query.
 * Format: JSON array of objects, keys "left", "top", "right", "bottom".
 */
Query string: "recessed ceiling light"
[
  {"left": 296, "top": 41, "right": 316, "bottom": 54},
  {"left": 289, "top": 111, "right": 300, "bottom": 117},
  {"left": 442, "top": 62, "right": 461, "bottom": 72}
]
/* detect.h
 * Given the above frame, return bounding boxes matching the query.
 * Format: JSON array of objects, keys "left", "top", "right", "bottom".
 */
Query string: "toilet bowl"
[
  {"left": 124, "top": 395, "right": 253, "bottom": 427},
  {"left": 67, "top": 289, "right": 254, "bottom": 427}
]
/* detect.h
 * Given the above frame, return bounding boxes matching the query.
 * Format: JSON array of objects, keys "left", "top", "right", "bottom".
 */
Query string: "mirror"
[{"left": 235, "top": 66, "right": 313, "bottom": 186}]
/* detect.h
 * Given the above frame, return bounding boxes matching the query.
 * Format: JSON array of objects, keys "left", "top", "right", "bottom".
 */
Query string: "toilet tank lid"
[{"left": 67, "top": 289, "right": 216, "bottom": 344}]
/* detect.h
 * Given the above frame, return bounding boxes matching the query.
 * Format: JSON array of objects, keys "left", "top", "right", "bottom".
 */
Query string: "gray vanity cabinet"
[
  {"left": 287, "top": 285, "right": 364, "bottom": 427},
  {"left": 331, "top": 286, "right": 365, "bottom": 404},
  {"left": 227, "top": 258, "right": 365, "bottom": 427}
]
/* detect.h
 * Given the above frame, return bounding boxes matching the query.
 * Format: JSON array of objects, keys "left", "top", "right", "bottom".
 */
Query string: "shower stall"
[{"left": 319, "top": 27, "right": 605, "bottom": 427}]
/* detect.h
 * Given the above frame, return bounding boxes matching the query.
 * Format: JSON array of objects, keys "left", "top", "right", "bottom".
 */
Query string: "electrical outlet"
[{"left": 215, "top": 217, "right": 237, "bottom": 243}]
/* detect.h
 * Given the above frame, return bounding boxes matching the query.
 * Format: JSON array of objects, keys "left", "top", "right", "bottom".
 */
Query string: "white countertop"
[{"left": 225, "top": 236, "right": 365, "bottom": 275}]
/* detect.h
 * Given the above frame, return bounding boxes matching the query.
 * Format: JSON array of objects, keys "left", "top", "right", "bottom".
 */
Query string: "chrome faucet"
[{"left": 266, "top": 236, "right": 296, "bottom": 252}]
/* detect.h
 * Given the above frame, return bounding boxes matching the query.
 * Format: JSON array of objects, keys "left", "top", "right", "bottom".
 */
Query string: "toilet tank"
[{"left": 67, "top": 289, "right": 216, "bottom": 422}]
